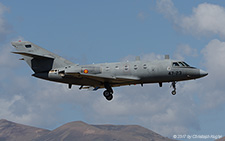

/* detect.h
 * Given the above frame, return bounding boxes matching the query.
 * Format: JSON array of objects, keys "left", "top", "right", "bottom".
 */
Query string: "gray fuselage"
[{"left": 34, "top": 59, "right": 206, "bottom": 88}]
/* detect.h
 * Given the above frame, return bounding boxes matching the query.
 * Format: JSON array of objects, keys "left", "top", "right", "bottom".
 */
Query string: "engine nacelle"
[
  {"left": 63, "top": 66, "right": 102, "bottom": 75},
  {"left": 81, "top": 66, "right": 102, "bottom": 74}
]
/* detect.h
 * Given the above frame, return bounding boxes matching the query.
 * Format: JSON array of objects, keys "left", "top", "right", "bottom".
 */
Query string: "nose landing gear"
[{"left": 171, "top": 81, "right": 176, "bottom": 95}]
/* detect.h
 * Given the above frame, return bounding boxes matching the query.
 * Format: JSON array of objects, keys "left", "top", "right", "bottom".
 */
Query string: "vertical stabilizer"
[{"left": 11, "top": 41, "right": 75, "bottom": 73}]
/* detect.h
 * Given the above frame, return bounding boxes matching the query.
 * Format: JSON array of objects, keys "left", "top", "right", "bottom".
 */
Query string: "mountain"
[
  {"left": 0, "top": 119, "right": 49, "bottom": 141},
  {"left": 35, "top": 121, "right": 176, "bottom": 141},
  {"left": 216, "top": 136, "right": 225, "bottom": 141},
  {"left": 0, "top": 119, "right": 176, "bottom": 141}
]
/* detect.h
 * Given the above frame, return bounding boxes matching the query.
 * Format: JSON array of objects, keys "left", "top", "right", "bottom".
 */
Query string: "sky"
[{"left": 1, "top": 0, "right": 225, "bottom": 140}]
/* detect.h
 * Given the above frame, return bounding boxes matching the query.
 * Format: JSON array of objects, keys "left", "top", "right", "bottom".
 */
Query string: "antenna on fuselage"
[
  {"left": 165, "top": 55, "right": 170, "bottom": 59},
  {"left": 135, "top": 56, "right": 140, "bottom": 61}
]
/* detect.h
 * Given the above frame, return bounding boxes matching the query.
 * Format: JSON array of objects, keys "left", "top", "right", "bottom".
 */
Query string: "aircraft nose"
[{"left": 199, "top": 69, "right": 208, "bottom": 77}]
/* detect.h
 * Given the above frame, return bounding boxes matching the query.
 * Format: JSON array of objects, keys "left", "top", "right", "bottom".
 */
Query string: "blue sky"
[{"left": 1, "top": 0, "right": 225, "bottom": 140}]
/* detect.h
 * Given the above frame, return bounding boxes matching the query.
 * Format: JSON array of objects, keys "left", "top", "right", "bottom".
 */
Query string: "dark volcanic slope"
[
  {"left": 35, "top": 121, "right": 175, "bottom": 141},
  {"left": 0, "top": 119, "right": 50, "bottom": 141}
]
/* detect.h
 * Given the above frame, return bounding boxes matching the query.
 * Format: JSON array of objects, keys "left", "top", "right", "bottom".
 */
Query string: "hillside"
[
  {"left": 0, "top": 119, "right": 175, "bottom": 141},
  {"left": 0, "top": 119, "right": 49, "bottom": 141},
  {"left": 216, "top": 136, "right": 225, "bottom": 141}
]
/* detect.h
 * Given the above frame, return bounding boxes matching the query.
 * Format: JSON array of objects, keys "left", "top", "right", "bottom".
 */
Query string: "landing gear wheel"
[
  {"left": 103, "top": 90, "right": 110, "bottom": 97},
  {"left": 106, "top": 94, "right": 113, "bottom": 101},
  {"left": 171, "top": 90, "right": 176, "bottom": 95},
  {"left": 103, "top": 90, "right": 113, "bottom": 101}
]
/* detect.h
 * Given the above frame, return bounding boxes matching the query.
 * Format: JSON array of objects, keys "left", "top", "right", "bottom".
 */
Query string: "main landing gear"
[
  {"left": 171, "top": 81, "right": 176, "bottom": 95},
  {"left": 103, "top": 90, "right": 113, "bottom": 101},
  {"left": 103, "top": 83, "right": 113, "bottom": 101}
]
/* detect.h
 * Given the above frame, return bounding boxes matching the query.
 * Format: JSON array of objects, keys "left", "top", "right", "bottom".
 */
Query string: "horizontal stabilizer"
[{"left": 11, "top": 51, "right": 54, "bottom": 59}]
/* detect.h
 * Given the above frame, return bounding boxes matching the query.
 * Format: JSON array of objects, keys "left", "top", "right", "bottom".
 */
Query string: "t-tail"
[{"left": 11, "top": 41, "right": 75, "bottom": 73}]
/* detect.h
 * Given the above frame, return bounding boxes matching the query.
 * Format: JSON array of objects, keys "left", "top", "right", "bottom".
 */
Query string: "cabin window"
[
  {"left": 143, "top": 64, "right": 147, "bottom": 69},
  {"left": 134, "top": 65, "right": 138, "bottom": 70},
  {"left": 25, "top": 44, "right": 32, "bottom": 48},
  {"left": 115, "top": 66, "right": 119, "bottom": 69},
  {"left": 124, "top": 65, "right": 129, "bottom": 71},
  {"left": 106, "top": 66, "right": 110, "bottom": 71}
]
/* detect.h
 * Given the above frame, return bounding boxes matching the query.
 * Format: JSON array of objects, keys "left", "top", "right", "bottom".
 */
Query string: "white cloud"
[
  {"left": 199, "top": 39, "right": 225, "bottom": 110},
  {"left": 181, "top": 3, "right": 225, "bottom": 37},
  {"left": 137, "top": 12, "right": 148, "bottom": 20},
  {"left": 201, "top": 39, "right": 225, "bottom": 78},
  {"left": 0, "top": 43, "right": 19, "bottom": 68},
  {"left": 157, "top": 0, "right": 225, "bottom": 38},
  {"left": 156, "top": 0, "right": 178, "bottom": 22},
  {"left": 87, "top": 84, "right": 200, "bottom": 136},
  {"left": 0, "top": 75, "right": 97, "bottom": 129},
  {"left": 0, "top": 3, "right": 11, "bottom": 41},
  {"left": 0, "top": 95, "right": 22, "bottom": 118},
  {"left": 173, "top": 44, "right": 198, "bottom": 60}
]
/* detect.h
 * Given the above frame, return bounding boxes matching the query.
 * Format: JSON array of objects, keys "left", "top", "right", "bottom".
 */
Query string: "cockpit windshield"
[
  {"left": 182, "top": 62, "right": 190, "bottom": 67},
  {"left": 172, "top": 61, "right": 190, "bottom": 67}
]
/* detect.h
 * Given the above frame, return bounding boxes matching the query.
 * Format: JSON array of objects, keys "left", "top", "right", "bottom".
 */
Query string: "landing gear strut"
[
  {"left": 171, "top": 81, "right": 176, "bottom": 95},
  {"left": 103, "top": 83, "right": 113, "bottom": 101}
]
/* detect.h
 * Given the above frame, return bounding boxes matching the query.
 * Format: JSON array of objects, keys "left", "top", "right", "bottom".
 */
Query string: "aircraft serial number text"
[{"left": 168, "top": 71, "right": 182, "bottom": 75}]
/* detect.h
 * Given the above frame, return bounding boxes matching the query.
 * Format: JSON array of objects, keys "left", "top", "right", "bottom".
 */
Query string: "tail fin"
[{"left": 11, "top": 41, "right": 75, "bottom": 73}]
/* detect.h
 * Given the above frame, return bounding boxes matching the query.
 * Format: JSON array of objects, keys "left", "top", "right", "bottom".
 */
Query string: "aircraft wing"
[{"left": 65, "top": 72, "right": 140, "bottom": 87}]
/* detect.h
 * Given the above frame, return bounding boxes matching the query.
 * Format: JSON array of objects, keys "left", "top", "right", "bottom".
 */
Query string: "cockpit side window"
[{"left": 172, "top": 62, "right": 179, "bottom": 67}]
